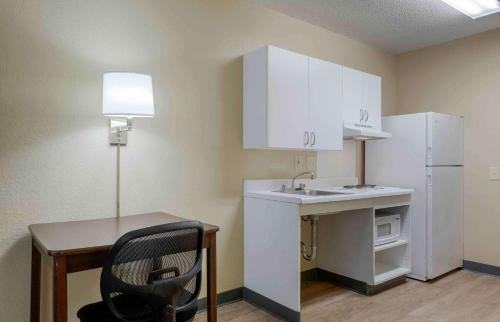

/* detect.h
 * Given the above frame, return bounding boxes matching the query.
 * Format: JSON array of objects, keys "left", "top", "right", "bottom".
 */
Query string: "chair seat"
[{"left": 77, "top": 293, "right": 198, "bottom": 322}]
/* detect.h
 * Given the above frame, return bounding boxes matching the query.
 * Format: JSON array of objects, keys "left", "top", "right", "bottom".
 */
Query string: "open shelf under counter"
[
  {"left": 373, "top": 239, "right": 411, "bottom": 285},
  {"left": 374, "top": 263, "right": 411, "bottom": 285},
  {"left": 374, "top": 239, "right": 409, "bottom": 252}
]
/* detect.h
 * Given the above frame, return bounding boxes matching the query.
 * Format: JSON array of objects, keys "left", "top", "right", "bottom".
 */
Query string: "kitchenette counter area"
[
  {"left": 244, "top": 179, "right": 413, "bottom": 205},
  {"left": 243, "top": 177, "right": 413, "bottom": 322}
]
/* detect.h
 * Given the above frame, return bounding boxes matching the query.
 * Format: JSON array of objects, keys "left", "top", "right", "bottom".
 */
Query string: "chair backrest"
[{"left": 100, "top": 221, "right": 204, "bottom": 321}]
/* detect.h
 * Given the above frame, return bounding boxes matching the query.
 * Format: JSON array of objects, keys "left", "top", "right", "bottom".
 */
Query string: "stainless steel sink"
[{"left": 275, "top": 189, "right": 349, "bottom": 196}]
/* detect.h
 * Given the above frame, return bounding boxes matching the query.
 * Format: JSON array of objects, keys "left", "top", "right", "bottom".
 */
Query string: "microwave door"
[
  {"left": 376, "top": 223, "right": 393, "bottom": 246},
  {"left": 375, "top": 215, "right": 401, "bottom": 246}
]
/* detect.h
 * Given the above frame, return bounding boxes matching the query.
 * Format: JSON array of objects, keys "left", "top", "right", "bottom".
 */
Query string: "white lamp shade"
[{"left": 102, "top": 72, "right": 154, "bottom": 117}]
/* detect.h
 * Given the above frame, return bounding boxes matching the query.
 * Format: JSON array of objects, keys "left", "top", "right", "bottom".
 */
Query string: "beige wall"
[
  {"left": 0, "top": 0, "right": 397, "bottom": 320},
  {"left": 397, "top": 27, "right": 500, "bottom": 267}
]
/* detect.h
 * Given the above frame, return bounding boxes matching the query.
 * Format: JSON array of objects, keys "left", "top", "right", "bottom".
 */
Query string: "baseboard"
[
  {"left": 365, "top": 275, "right": 407, "bottom": 295},
  {"left": 316, "top": 268, "right": 370, "bottom": 294},
  {"left": 464, "top": 260, "right": 500, "bottom": 277},
  {"left": 243, "top": 287, "right": 301, "bottom": 322},
  {"left": 198, "top": 287, "right": 243, "bottom": 311},
  {"left": 303, "top": 268, "right": 406, "bottom": 295},
  {"left": 240, "top": 268, "right": 407, "bottom": 321},
  {"left": 301, "top": 268, "right": 319, "bottom": 281}
]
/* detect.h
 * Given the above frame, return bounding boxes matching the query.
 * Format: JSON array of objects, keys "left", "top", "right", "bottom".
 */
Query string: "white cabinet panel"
[
  {"left": 342, "top": 67, "right": 381, "bottom": 130},
  {"left": 243, "top": 46, "right": 268, "bottom": 149},
  {"left": 308, "top": 57, "right": 343, "bottom": 150},
  {"left": 267, "top": 46, "right": 309, "bottom": 149},
  {"left": 363, "top": 72, "right": 381, "bottom": 130},
  {"left": 244, "top": 198, "right": 301, "bottom": 311}
]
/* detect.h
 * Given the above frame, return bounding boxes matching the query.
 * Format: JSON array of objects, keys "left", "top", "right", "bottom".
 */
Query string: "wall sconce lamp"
[{"left": 102, "top": 72, "right": 154, "bottom": 218}]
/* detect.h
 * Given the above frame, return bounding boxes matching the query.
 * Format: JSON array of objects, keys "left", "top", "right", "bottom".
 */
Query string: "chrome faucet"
[{"left": 291, "top": 171, "right": 315, "bottom": 190}]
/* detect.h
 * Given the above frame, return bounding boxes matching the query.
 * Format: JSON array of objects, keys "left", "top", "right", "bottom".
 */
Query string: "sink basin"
[{"left": 275, "top": 189, "right": 349, "bottom": 196}]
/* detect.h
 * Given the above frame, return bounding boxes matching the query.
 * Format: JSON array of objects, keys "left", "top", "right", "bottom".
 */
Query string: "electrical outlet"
[
  {"left": 294, "top": 155, "right": 306, "bottom": 170},
  {"left": 306, "top": 156, "right": 316, "bottom": 171},
  {"left": 489, "top": 166, "right": 499, "bottom": 180}
]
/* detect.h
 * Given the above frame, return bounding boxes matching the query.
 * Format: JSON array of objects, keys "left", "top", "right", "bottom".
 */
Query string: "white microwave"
[{"left": 375, "top": 213, "right": 401, "bottom": 246}]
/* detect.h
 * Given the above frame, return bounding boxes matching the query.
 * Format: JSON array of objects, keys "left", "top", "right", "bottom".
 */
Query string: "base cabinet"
[
  {"left": 243, "top": 184, "right": 412, "bottom": 322},
  {"left": 317, "top": 204, "right": 411, "bottom": 286}
]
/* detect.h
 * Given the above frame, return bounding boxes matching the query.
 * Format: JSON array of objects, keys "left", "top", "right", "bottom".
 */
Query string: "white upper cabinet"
[
  {"left": 308, "top": 57, "right": 343, "bottom": 150},
  {"left": 342, "top": 67, "right": 381, "bottom": 130},
  {"left": 243, "top": 46, "right": 343, "bottom": 150}
]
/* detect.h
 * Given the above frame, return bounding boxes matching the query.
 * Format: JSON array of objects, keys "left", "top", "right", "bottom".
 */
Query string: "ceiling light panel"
[{"left": 441, "top": 0, "right": 500, "bottom": 19}]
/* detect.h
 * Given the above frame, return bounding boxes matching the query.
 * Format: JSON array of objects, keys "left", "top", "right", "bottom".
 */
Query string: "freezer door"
[
  {"left": 427, "top": 166, "right": 464, "bottom": 279},
  {"left": 427, "top": 113, "right": 464, "bottom": 166}
]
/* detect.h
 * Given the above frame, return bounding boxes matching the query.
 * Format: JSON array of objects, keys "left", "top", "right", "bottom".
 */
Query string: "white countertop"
[{"left": 244, "top": 178, "right": 413, "bottom": 204}]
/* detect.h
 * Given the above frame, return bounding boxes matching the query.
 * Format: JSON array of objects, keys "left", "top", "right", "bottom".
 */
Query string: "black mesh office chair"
[{"left": 77, "top": 221, "right": 204, "bottom": 322}]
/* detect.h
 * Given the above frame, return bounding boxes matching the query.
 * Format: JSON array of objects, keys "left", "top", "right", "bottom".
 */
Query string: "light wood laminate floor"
[{"left": 194, "top": 270, "right": 500, "bottom": 321}]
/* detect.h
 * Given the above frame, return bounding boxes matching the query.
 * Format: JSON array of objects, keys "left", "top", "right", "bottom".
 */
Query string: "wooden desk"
[{"left": 29, "top": 212, "right": 219, "bottom": 322}]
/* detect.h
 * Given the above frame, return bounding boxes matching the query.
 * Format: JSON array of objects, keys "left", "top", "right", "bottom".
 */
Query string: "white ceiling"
[{"left": 254, "top": 0, "right": 500, "bottom": 53}]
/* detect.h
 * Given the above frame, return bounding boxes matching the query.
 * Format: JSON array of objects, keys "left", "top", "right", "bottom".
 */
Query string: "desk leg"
[
  {"left": 30, "top": 241, "right": 41, "bottom": 322},
  {"left": 53, "top": 255, "right": 68, "bottom": 322},
  {"left": 207, "top": 233, "right": 217, "bottom": 322}
]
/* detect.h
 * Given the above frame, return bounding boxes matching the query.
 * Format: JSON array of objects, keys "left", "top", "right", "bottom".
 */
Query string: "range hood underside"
[{"left": 343, "top": 125, "right": 392, "bottom": 141}]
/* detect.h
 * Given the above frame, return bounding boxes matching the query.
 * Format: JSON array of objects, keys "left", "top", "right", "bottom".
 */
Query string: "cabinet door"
[
  {"left": 342, "top": 67, "right": 365, "bottom": 128},
  {"left": 308, "top": 57, "right": 343, "bottom": 150},
  {"left": 267, "top": 46, "right": 309, "bottom": 149},
  {"left": 363, "top": 73, "right": 381, "bottom": 130},
  {"left": 342, "top": 67, "right": 381, "bottom": 130}
]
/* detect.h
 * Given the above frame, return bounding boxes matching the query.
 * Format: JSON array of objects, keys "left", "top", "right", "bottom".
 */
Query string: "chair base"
[{"left": 77, "top": 294, "right": 197, "bottom": 322}]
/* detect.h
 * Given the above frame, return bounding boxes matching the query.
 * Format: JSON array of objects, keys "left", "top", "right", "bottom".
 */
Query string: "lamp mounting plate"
[{"left": 108, "top": 118, "right": 131, "bottom": 145}]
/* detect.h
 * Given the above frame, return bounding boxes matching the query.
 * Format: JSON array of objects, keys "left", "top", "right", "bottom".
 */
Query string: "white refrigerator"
[{"left": 366, "top": 112, "right": 464, "bottom": 281}]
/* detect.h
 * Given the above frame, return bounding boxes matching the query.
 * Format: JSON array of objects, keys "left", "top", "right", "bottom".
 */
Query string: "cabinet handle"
[
  {"left": 360, "top": 109, "right": 364, "bottom": 122},
  {"left": 311, "top": 132, "right": 316, "bottom": 146},
  {"left": 304, "top": 131, "right": 309, "bottom": 147},
  {"left": 366, "top": 110, "right": 369, "bottom": 122}
]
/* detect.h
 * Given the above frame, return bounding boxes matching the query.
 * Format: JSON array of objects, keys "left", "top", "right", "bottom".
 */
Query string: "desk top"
[{"left": 29, "top": 212, "right": 219, "bottom": 256}]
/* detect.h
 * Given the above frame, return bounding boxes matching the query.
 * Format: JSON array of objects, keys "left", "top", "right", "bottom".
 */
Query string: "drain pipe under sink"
[{"left": 301, "top": 215, "right": 318, "bottom": 261}]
